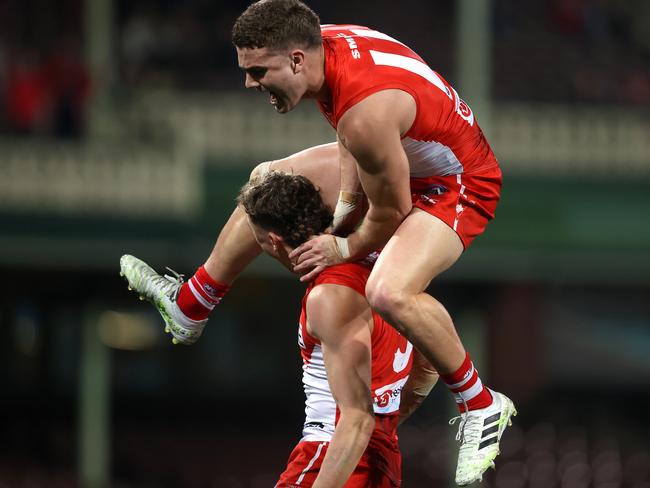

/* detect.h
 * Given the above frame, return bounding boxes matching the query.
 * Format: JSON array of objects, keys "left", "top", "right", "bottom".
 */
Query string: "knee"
[{"left": 365, "top": 280, "right": 412, "bottom": 324}]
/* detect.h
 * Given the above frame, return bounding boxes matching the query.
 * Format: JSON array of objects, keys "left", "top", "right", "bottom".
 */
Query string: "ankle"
[
  {"left": 176, "top": 265, "right": 230, "bottom": 321},
  {"left": 441, "top": 352, "right": 493, "bottom": 413}
]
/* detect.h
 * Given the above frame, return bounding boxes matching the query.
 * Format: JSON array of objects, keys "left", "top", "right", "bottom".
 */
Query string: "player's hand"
[{"left": 289, "top": 234, "right": 346, "bottom": 282}]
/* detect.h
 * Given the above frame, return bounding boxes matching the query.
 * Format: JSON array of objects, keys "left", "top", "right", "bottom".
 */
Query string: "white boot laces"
[
  {"left": 160, "top": 267, "right": 185, "bottom": 300},
  {"left": 449, "top": 396, "right": 471, "bottom": 445}
]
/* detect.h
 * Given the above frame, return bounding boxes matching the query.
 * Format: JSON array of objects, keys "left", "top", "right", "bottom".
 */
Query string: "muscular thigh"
[{"left": 369, "top": 208, "right": 464, "bottom": 294}]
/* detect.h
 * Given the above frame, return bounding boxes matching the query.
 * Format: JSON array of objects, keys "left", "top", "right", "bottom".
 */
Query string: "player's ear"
[
  {"left": 269, "top": 232, "right": 284, "bottom": 252},
  {"left": 289, "top": 50, "right": 305, "bottom": 73}
]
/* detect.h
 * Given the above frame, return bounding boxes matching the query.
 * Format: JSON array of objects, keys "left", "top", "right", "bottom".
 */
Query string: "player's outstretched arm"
[
  {"left": 398, "top": 348, "right": 439, "bottom": 425},
  {"left": 306, "top": 284, "right": 375, "bottom": 488}
]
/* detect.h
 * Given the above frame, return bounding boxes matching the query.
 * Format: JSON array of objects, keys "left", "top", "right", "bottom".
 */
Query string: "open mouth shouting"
[{"left": 269, "top": 91, "right": 285, "bottom": 112}]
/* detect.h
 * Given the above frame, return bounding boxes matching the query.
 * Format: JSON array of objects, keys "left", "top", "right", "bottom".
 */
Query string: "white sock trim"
[
  {"left": 453, "top": 377, "right": 485, "bottom": 404},
  {"left": 444, "top": 365, "right": 475, "bottom": 390},
  {"left": 188, "top": 279, "right": 216, "bottom": 310}
]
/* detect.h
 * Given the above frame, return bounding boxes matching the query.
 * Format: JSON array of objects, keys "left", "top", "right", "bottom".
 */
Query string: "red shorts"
[
  {"left": 410, "top": 166, "right": 502, "bottom": 248},
  {"left": 276, "top": 439, "right": 401, "bottom": 488}
]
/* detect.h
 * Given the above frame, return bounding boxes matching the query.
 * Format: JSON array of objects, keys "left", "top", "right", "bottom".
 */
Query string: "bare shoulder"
[
  {"left": 305, "top": 283, "right": 371, "bottom": 339},
  {"left": 338, "top": 89, "right": 416, "bottom": 140},
  {"left": 306, "top": 283, "right": 365, "bottom": 317}
]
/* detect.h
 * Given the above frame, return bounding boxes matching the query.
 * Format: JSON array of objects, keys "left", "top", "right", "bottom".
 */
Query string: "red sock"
[
  {"left": 176, "top": 266, "right": 230, "bottom": 321},
  {"left": 441, "top": 352, "right": 493, "bottom": 413}
]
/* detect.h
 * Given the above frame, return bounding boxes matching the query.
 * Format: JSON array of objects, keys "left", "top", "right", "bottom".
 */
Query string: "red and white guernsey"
[
  {"left": 298, "top": 262, "right": 413, "bottom": 445},
  {"left": 318, "top": 24, "right": 499, "bottom": 177}
]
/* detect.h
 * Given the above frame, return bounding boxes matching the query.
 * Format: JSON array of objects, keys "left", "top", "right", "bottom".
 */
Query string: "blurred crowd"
[
  {"left": 494, "top": 0, "right": 650, "bottom": 104},
  {"left": 0, "top": 0, "right": 648, "bottom": 138},
  {"left": 0, "top": 0, "right": 89, "bottom": 138},
  {"left": 0, "top": 41, "right": 90, "bottom": 138},
  {"left": 116, "top": 0, "right": 650, "bottom": 105}
]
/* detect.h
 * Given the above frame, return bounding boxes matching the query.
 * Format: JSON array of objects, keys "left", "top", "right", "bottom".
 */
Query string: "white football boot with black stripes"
[
  {"left": 119, "top": 254, "right": 206, "bottom": 345},
  {"left": 449, "top": 389, "right": 517, "bottom": 485}
]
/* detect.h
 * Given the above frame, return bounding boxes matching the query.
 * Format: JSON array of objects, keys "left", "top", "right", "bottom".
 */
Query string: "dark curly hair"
[
  {"left": 232, "top": 0, "right": 321, "bottom": 51},
  {"left": 238, "top": 172, "right": 332, "bottom": 248}
]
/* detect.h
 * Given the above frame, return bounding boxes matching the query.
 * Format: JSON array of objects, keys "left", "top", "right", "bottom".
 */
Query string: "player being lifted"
[
  {"left": 239, "top": 171, "right": 438, "bottom": 487},
  {"left": 122, "top": 156, "right": 437, "bottom": 486},
  {"left": 121, "top": 0, "right": 516, "bottom": 484}
]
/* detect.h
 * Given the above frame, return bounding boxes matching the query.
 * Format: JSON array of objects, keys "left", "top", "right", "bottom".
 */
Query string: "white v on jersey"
[{"left": 297, "top": 263, "right": 413, "bottom": 442}]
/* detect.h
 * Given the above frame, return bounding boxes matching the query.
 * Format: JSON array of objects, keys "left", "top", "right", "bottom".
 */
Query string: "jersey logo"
[
  {"left": 373, "top": 376, "right": 409, "bottom": 414},
  {"left": 337, "top": 33, "right": 361, "bottom": 59},
  {"left": 375, "top": 390, "right": 393, "bottom": 409},
  {"left": 451, "top": 87, "right": 475, "bottom": 126},
  {"left": 393, "top": 341, "right": 413, "bottom": 373}
]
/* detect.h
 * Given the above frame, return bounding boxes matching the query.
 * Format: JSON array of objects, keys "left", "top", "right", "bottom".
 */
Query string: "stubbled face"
[
  {"left": 247, "top": 216, "right": 277, "bottom": 257},
  {"left": 236, "top": 46, "right": 305, "bottom": 114},
  {"left": 245, "top": 215, "right": 295, "bottom": 271}
]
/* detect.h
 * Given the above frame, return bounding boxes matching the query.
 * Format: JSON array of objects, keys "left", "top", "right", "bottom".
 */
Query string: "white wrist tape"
[
  {"left": 334, "top": 236, "right": 351, "bottom": 259},
  {"left": 332, "top": 191, "right": 361, "bottom": 232}
]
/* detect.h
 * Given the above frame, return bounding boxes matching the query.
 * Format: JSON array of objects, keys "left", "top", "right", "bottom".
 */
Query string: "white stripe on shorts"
[
  {"left": 295, "top": 442, "right": 327, "bottom": 485},
  {"left": 453, "top": 174, "right": 465, "bottom": 231}
]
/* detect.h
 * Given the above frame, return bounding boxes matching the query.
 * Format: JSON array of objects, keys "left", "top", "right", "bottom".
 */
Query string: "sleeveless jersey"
[
  {"left": 298, "top": 262, "right": 413, "bottom": 444},
  {"left": 318, "top": 24, "right": 499, "bottom": 177}
]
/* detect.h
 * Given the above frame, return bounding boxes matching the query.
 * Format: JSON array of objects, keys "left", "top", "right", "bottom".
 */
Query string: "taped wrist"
[
  {"left": 333, "top": 236, "right": 351, "bottom": 260},
  {"left": 332, "top": 191, "right": 362, "bottom": 231}
]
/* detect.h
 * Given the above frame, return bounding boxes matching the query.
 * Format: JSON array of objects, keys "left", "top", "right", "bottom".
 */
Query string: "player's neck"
[
  {"left": 275, "top": 244, "right": 295, "bottom": 273},
  {"left": 304, "top": 44, "right": 330, "bottom": 102}
]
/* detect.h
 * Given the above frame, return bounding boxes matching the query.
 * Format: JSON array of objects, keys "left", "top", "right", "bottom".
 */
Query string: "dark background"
[{"left": 1, "top": 0, "right": 649, "bottom": 487}]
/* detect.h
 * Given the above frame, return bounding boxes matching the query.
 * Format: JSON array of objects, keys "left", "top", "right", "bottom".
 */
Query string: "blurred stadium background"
[{"left": 1, "top": 0, "right": 649, "bottom": 486}]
